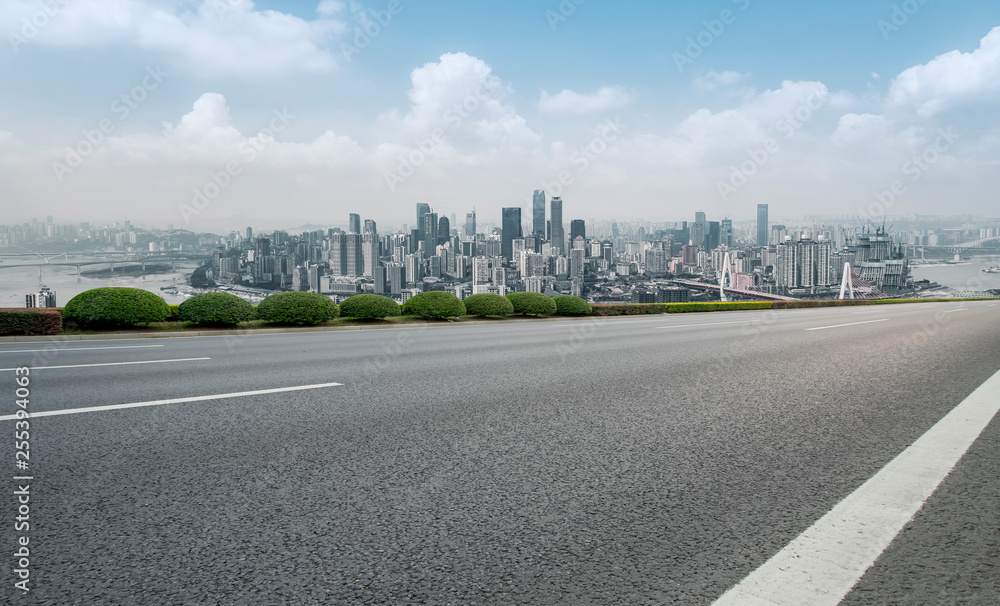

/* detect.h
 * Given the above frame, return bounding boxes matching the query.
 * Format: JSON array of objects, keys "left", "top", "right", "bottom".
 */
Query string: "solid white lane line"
[
  {"left": 0, "top": 358, "right": 209, "bottom": 371},
  {"left": 656, "top": 321, "right": 749, "bottom": 329},
  {"left": 805, "top": 319, "right": 889, "bottom": 331},
  {"left": 0, "top": 345, "right": 165, "bottom": 354},
  {"left": 712, "top": 368, "right": 1000, "bottom": 606},
  {"left": 0, "top": 383, "right": 344, "bottom": 421},
  {"left": 942, "top": 309, "right": 967, "bottom": 313}
]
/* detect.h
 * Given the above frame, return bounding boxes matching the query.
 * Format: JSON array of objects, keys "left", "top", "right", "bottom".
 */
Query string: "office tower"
[
  {"left": 611, "top": 222, "right": 619, "bottom": 238},
  {"left": 362, "top": 232, "right": 378, "bottom": 278},
  {"left": 373, "top": 265, "right": 387, "bottom": 295},
  {"left": 345, "top": 233, "right": 364, "bottom": 277},
  {"left": 364, "top": 219, "right": 377, "bottom": 234},
  {"left": 602, "top": 241, "right": 613, "bottom": 266},
  {"left": 386, "top": 262, "right": 405, "bottom": 294},
  {"left": 349, "top": 213, "right": 361, "bottom": 234},
  {"left": 570, "top": 247, "right": 585, "bottom": 278},
  {"left": 721, "top": 219, "right": 733, "bottom": 248},
  {"left": 682, "top": 244, "right": 698, "bottom": 266},
  {"left": 501, "top": 207, "right": 522, "bottom": 262},
  {"left": 404, "top": 253, "right": 422, "bottom": 285},
  {"left": 570, "top": 219, "right": 586, "bottom": 243},
  {"left": 757, "top": 204, "right": 769, "bottom": 246},
  {"left": 550, "top": 197, "right": 564, "bottom": 255},
  {"left": 246, "top": 227, "right": 253, "bottom": 241},
  {"left": 472, "top": 257, "right": 492, "bottom": 294},
  {"left": 707, "top": 221, "right": 720, "bottom": 250},
  {"left": 465, "top": 210, "right": 477, "bottom": 237},
  {"left": 532, "top": 190, "right": 546, "bottom": 236},
  {"left": 416, "top": 203, "right": 431, "bottom": 239},
  {"left": 329, "top": 232, "right": 346, "bottom": 276},
  {"left": 409, "top": 229, "right": 421, "bottom": 255},
  {"left": 690, "top": 222, "right": 705, "bottom": 251},
  {"left": 438, "top": 216, "right": 450, "bottom": 245},
  {"left": 423, "top": 212, "right": 438, "bottom": 259}
]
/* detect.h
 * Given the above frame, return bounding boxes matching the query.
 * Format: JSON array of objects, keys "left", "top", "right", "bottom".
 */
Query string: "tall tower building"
[
  {"left": 532, "top": 190, "right": 546, "bottom": 236},
  {"left": 329, "top": 232, "right": 346, "bottom": 276},
  {"left": 501, "top": 207, "right": 522, "bottom": 262},
  {"left": 438, "top": 216, "right": 450, "bottom": 245},
  {"left": 423, "top": 212, "right": 438, "bottom": 259},
  {"left": 349, "top": 213, "right": 361, "bottom": 234},
  {"left": 550, "top": 197, "right": 564, "bottom": 255},
  {"left": 570, "top": 219, "right": 586, "bottom": 243},
  {"left": 416, "top": 203, "right": 431, "bottom": 239},
  {"left": 465, "top": 210, "right": 477, "bottom": 237},
  {"left": 362, "top": 232, "right": 378, "bottom": 278},
  {"left": 757, "top": 204, "right": 769, "bottom": 246},
  {"left": 345, "top": 233, "right": 364, "bottom": 277},
  {"left": 364, "top": 219, "right": 377, "bottom": 234}
]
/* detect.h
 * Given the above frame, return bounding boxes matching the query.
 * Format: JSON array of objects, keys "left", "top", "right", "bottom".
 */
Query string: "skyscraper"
[
  {"left": 416, "top": 203, "right": 431, "bottom": 238},
  {"left": 423, "top": 212, "right": 438, "bottom": 259},
  {"left": 364, "top": 219, "right": 377, "bottom": 234},
  {"left": 721, "top": 219, "right": 733, "bottom": 248},
  {"left": 570, "top": 219, "right": 586, "bottom": 242},
  {"left": 757, "top": 204, "right": 769, "bottom": 246},
  {"left": 362, "top": 232, "right": 378, "bottom": 278},
  {"left": 349, "top": 213, "right": 361, "bottom": 234},
  {"left": 465, "top": 210, "right": 476, "bottom": 237},
  {"left": 550, "top": 197, "right": 564, "bottom": 255},
  {"left": 329, "top": 232, "right": 346, "bottom": 276},
  {"left": 501, "top": 207, "right": 522, "bottom": 262},
  {"left": 532, "top": 190, "right": 546, "bottom": 236},
  {"left": 345, "top": 233, "right": 364, "bottom": 277},
  {"left": 438, "top": 216, "right": 450, "bottom": 245}
]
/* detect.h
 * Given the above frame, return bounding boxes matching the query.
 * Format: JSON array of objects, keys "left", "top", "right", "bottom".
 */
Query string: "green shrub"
[
  {"left": 340, "top": 294, "right": 401, "bottom": 320},
  {"left": 506, "top": 292, "right": 557, "bottom": 317},
  {"left": 463, "top": 293, "right": 514, "bottom": 317},
  {"left": 256, "top": 291, "right": 339, "bottom": 325},
  {"left": 178, "top": 292, "right": 255, "bottom": 326},
  {"left": 63, "top": 287, "right": 170, "bottom": 327},
  {"left": 401, "top": 291, "right": 466, "bottom": 319},
  {"left": 552, "top": 295, "right": 592, "bottom": 316},
  {"left": 0, "top": 309, "right": 62, "bottom": 336}
]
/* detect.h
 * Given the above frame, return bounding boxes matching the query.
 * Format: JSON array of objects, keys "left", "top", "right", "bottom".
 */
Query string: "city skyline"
[{"left": 2, "top": 2, "right": 999, "bottom": 227}]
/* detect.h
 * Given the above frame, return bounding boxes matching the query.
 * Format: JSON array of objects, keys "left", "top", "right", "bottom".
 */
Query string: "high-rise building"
[
  {"left": 345, "top": 233, "right": 364, "bottom": 277},
  {"left": 550, "top": 197, "right": 564, "bottom": 255},
  {"left": 707, "top": 221, "right": 721, "bottom": 250},
  {"left": 465, "top": 210, "right": 476, "bottom": 237},
  {"left": 423, "top": 212, "right": 438, "bottom": 259},
  {"left": 501, "top": 207, "right": 522, "bottom": 262},
  {"left": 570, "top": 247, "right": 585, "bottom": 278},
  {"left": 416, "top": 203, "right": 430, "bottom": 238},
  {"left": 329, "top": 232, "right": 346, "bottom": 276},
  {"left": 721, "top": 219, "right": 733, "bottom": 248},
  {"left": 372, "top": 265, "right": 387, "bottom": 294},
  {"left": 757, "top": 204, "right": 769, "bottom": 247},
  {"left": 438, "top": 216, "right": 450, "bottom": 245},
  {"left": 364, "top": 219, "right": 377, "bottom": 234},
  {"left": 385, "top": 262, "right": 405, "bottom": 294},
  {"left": 25, "top": 285, "right": 56, "bottom": 308},
  {"left": 349, "top": 213, "right": 361, "bottom": 234},
  {"left": 362, "top": 232, "right": 378, "bottom": 278},
  {"left": 570, "top": 219, "right": 586, "bottom": 243},
  {"left": 532, "top": 190, "right": 546, "bottom": 236}
]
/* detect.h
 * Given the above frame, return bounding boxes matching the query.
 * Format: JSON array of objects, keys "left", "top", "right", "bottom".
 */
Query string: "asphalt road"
[{"left": 1, "top": 301, "right": 999, "bottom": 605}]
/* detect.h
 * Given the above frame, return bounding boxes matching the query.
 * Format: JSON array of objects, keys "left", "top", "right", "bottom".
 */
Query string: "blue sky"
[{"left": 2, "top": 0, "right": 999, "bottom": 230}]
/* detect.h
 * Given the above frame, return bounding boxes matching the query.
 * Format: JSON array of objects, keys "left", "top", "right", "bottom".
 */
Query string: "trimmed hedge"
[
  {"left": 0, "top": 309, "right": 63, "bottom": 336},
  {"left": 401, "top": 291, "right": 466, "bottom": 319},
  {"left": 506, "top": 292, "right": 557, "bottom": 317},
  {"left": 178, "top": 292, "right": 255, "bottom": 326},
  {"left": 63, "top": 287, "right": 171, "bottom": 327},
  {"left": 166, "top": 304, "right": 180, "bottom": 321},
  {"left": 552, "top": 295, "right": 592, "bottom": 316},
  {"left": 463, "top": 293, "right": 514, "bottom": 317},
  {"left": 257, "top": 291, "right": 339, "bottom": 325},
  {"left": 591, "top": 301, "right": 773, "bottom": 315},
  {"left": 340, "top": 294, "right": 401, "bottom": 320}
]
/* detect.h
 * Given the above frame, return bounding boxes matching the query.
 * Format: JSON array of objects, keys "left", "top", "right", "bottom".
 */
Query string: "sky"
[{"left": 1, "top": 0, "right": 999, "bottom": 231}]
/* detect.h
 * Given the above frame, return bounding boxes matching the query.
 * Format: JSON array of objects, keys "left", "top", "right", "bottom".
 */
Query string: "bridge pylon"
[
  {"left": 838, "top": 262, "right": 854, "bottom": 300},
  {"left": 719, "top": 252, "right": 734, "bottom": 303}
]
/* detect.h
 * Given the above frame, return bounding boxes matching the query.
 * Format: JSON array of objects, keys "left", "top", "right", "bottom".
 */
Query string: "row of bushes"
[
  {"left": 0, "top": 309, "right": 63, "bottom": 336},
  {"left": 51, "top": 288, "right": 596, "bottom": 329}
]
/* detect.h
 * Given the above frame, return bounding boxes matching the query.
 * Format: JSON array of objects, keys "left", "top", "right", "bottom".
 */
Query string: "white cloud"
[
  {"left": 538, "top": 87, "right": 632, "bottom": 114},
  {"left": 1, "top": 0, "right": 345, "bottom": 79},
  {"left": 692, "top": 70, "right": 748, "bottom": 90},
  {"left": 887, "top": 26, "right": 1000, "bottom": 118}
]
